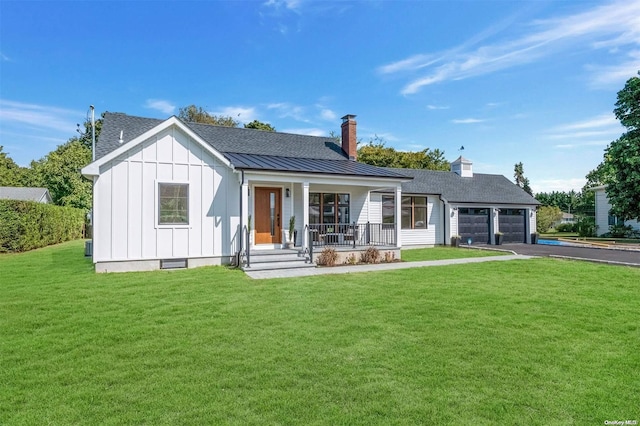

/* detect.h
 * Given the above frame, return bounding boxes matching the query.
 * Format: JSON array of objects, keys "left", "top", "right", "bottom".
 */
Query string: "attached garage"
[
  {"left": 458, "top": 208, "right": 490, "bottom": 244},
  {"left": 498, "top": 209, "right": 526, "bottom": 243}
]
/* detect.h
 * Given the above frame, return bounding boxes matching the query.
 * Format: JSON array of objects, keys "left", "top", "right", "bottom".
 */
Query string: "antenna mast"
[{"left": 90, "top": 105, "right": 96, "bottom": 161}]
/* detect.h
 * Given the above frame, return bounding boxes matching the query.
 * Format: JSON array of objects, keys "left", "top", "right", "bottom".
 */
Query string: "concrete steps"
[{"left": 241, "top": 248, "right": 315, "bottom": 272}]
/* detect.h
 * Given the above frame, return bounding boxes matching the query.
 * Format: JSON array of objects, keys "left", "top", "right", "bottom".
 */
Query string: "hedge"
[{"left": 0, "top": 200, "right": 85, "bottom": 253}]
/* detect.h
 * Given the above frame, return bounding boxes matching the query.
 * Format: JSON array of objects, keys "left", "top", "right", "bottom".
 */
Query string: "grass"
[
  {"left": 401, "top": 246, "right": 506, "bottom": 262},
  {"left": 2, "top": 240, "right": 639, "bottom": 425}
]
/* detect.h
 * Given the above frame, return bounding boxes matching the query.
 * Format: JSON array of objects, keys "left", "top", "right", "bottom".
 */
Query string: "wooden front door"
[{"left": 254, "top": 187, "right": 282, "bottom": 244}]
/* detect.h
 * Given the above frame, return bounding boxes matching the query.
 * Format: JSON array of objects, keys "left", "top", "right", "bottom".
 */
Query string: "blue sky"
[{"left": 1, "top": 0, "right": 638, "bottom": 193}]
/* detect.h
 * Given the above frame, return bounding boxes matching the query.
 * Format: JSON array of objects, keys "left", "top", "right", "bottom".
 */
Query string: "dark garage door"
[
  {"left": 499, "top": 209, "right": 526, "bottom": 243},
  {"left": 458, "top": 208, "right": 490, "bottom": 244}
]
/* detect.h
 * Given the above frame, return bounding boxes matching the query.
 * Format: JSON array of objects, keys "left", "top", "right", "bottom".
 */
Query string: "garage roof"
[{"left": 389, "top": 168, "right": 540, "bottom": 205}]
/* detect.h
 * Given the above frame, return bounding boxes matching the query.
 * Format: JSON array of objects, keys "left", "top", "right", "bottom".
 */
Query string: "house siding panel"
[
  {"left": 111, "top": 160, "right": 128, "bottom": 259},
  {"left": 369, "top": 193, "right": 382, "bottom": 224},
  {"left": 142, "top": 162, "right": 157, "bottom": 259},
  {"left": 127, "top": 161, "right": 143, "bottom": 259}
]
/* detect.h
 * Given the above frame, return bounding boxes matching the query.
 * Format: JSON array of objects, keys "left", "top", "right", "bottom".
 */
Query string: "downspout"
[
  {"left": 238, "top": 170, "right": 245, "bottom": 264},
  {"left": 439, "top": 194, "right": 447, "bottom": 246}
]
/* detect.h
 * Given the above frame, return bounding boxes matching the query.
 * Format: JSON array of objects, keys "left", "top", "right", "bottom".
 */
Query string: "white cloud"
[
  {"left": 1, "top": 52, "right": 10, "bottom": 62},
  {"left": 587, "top": 51, "right": 640, "bottom": 87},
  {"left": 554, "top": 141, "right": 609, "bottom": 149},
  {"left": 427, "top": 104, "right": 449, "bottom": 110},
  {"left": 144, "top": 99, "right": 176, "bottom": 115},
  {"left": 263, "top": 0, "right": 302, "bottom": 11},
  {"left": 451, "top": 118, "right": 485, "bottom": 124},
  {"left": 267, "top": 102, "right": 309, "bottom": 122},
  {"left": 552, "top": 114, "right": 619, "bottom": 131},
  {"left": 378, "top": 0, "right": 640, "bottom": 94},
  {"left": 532, "top": 178, "right": 586, "bottom": 193},
  {"left": 0, "top": 99, "right": 82, "bottom": 133},
  {"left": 546, "top": 113, "right": 624, "bottom": 147},
  {"left": 319, "top": 108, "right": 337, "bottom": 121},
  {"left": 281, "top": 127, "right": 326, "bottom": 136},
  {"left": 212, "top": 106, "right": 258, "bottom": 124}
]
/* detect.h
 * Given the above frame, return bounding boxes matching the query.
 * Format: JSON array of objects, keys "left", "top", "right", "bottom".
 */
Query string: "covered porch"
[{"left": 239, "top": 170, "right": 404, "bottom": 260}]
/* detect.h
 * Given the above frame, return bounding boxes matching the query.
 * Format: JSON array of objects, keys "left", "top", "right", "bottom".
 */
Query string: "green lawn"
[
  {"left": 402, "top": 246, "right": 506, "bottom": 262},
  {"left": 2, "top": 241, "right": 639, "bottom": 425}
]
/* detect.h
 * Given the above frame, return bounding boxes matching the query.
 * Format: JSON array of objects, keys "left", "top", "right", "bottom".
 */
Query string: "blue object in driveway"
[{"left": 538, "top": 239, "right": 565, "bottom": 246}]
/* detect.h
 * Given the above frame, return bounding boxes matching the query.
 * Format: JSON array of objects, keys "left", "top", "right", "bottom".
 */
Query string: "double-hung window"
[{"left": 158, "top": 183, "right": 189, "bottom": 225}]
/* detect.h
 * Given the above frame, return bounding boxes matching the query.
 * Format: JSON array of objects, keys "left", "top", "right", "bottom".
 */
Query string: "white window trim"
[{"left": 155, "top": 180, "right": 191, "bottom": 229}]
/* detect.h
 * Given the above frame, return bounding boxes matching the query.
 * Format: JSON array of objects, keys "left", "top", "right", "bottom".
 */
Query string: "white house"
[
  {"left": 0, "top": 186, "right": 52, "bottom": 203},
  {"left": 82, "top": 113, "right": 539, "bottom": 273},
  {"left": 592, "top": 185, "right": 640, "bottom": 236}
]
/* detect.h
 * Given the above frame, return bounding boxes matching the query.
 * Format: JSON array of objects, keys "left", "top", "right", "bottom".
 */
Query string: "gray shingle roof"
[
  {"left": 388, "top": 168, "right": 540, "bottom": 205},
  {"left": 0, "top": 187, "right": 52, "bottom": 203},
  {"left": 96, "top": 112, "right": 346, "bottom": 161},
  {"left": 225, "top": 153, "right": 408, "bottom": 179}
]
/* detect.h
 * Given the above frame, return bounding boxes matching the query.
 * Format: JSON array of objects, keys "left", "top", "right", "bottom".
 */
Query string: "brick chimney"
[{"left": 341, "top": 114, "right": 357, "bottom": 161}]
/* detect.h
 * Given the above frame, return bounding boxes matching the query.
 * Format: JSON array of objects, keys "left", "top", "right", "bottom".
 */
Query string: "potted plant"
[
  {"left": 531, "top": 232, "right": 539, "bottom": 244},
  {"left": 495, "top": 232, "right": 503, "bottom": 245},
  {"left": 286, "top": 216, "right": 296, "bottom": 249},
  {"left": 451, "top": 235, "right": 461, "bottom": 247}
]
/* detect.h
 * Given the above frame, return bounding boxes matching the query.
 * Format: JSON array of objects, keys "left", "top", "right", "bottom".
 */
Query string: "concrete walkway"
[{"left": 244, "top": 254, "right": 534, "bottom": 279}]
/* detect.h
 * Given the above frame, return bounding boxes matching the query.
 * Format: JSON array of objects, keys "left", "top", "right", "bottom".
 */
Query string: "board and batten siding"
[{"left": 93, "top": 126, "right": 239, "bottom": 263}]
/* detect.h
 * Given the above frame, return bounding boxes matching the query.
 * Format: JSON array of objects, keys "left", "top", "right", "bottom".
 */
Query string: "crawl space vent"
[{"left": 160, "top": 258, "right": 188, "bottom": 269}]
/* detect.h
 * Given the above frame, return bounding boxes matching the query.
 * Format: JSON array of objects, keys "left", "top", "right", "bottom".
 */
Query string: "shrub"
[
  {"left": 360, "top": 247, "right": 381, "bottom": 264},
  {"left": 555, "top": 223, "right": 576, "bottom": 233},
  {"left": 537, "top": 206, "right": 563, "bottom": 233},
  {"left": 575, "top": 216, "right": 596, "bottom": 238},
  {"left": 384, "top": 251, "right": 396, "bottom": 263},
  {"left": 344, "top": 253, "right": 358, "bottom": 265},
  {"left": 0, "top": 200, "right": 85, "bottom": 253},
  {"left": 607, "top": 224, "right": 635, "bottom": 238},
  {"left": 316, "top": 247, "right": 338, "bottom": 267}
]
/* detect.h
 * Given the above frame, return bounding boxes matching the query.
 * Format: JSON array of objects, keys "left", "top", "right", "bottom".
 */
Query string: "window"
[
  {"left": 608, "top": 210, "right": 619, "bottom": 226},
  {"left": 382, "top": 195, "right": 395, "bottom": 224},
  {"left": 309, "top": 193, "right": 350, "bottom": 224},
  {"left": 158, "top": 183, "right": 189, "bottom": 225},
  {"left": 401, "top": 196, "right": 427, "bottom": 229}
]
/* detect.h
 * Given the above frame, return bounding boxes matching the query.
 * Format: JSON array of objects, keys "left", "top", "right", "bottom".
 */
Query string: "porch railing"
[{"left": 307, "top": 222, "right": 396, "bottom": 249}]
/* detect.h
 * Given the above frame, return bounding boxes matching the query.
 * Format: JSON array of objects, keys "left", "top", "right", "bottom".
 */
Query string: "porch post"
[
  {"left": 302, "top": 182, "right": 309, "bottom": 249},
  {"left": 241, "top": 181, "right": 249, "bottom": 246},
  {"left": 395, "top": 183, "right": 402, "bottom": 248}
]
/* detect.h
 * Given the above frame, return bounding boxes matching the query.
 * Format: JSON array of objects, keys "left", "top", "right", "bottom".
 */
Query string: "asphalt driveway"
[{"left": 492, "top": 243, "right": 640, "bottom": 267}]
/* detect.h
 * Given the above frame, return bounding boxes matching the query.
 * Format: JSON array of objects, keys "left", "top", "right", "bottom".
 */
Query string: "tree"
[
  {"left": 76, "top": 113, "right": 104, "bottom": 152},
  {"left": 0, "top": 146, "right": 30, "bottom": 186},
  {"left": 30, "top": 140, "right": 92, "bottom": 210},
  {"left": 514, "top": 162, "right": 533, "bottom": 196},
  {"left": 244, "top": 120, "right": 275, "bottom": 131},
  {"left": 536, "top": 205, "right": 563, "bottom": 233},
  {"left": 591, "top": 71, "right": 640, "bottom": 221},
  {"left": 357, "top": 137, "right": 450, "bottom": 171},
  {"left": 177, "top": 105, "right": 239, "bottom": 127}
]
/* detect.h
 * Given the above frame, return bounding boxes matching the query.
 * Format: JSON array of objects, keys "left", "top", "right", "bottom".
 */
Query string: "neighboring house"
[
  {"left": 592, "top": 185, "right": 640, "bottom": 236},
  {"left": 82, "top": 112, "right": 538, "bottom": 273},
  {"left": 553, "top": 212, "right": 575, "bottom": 228},
  {"left": 560, "top": 213, "right": 575, "bottom": 224},
  {"left": 0, "top": 186, "right": 52, "bottom": 203}
]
